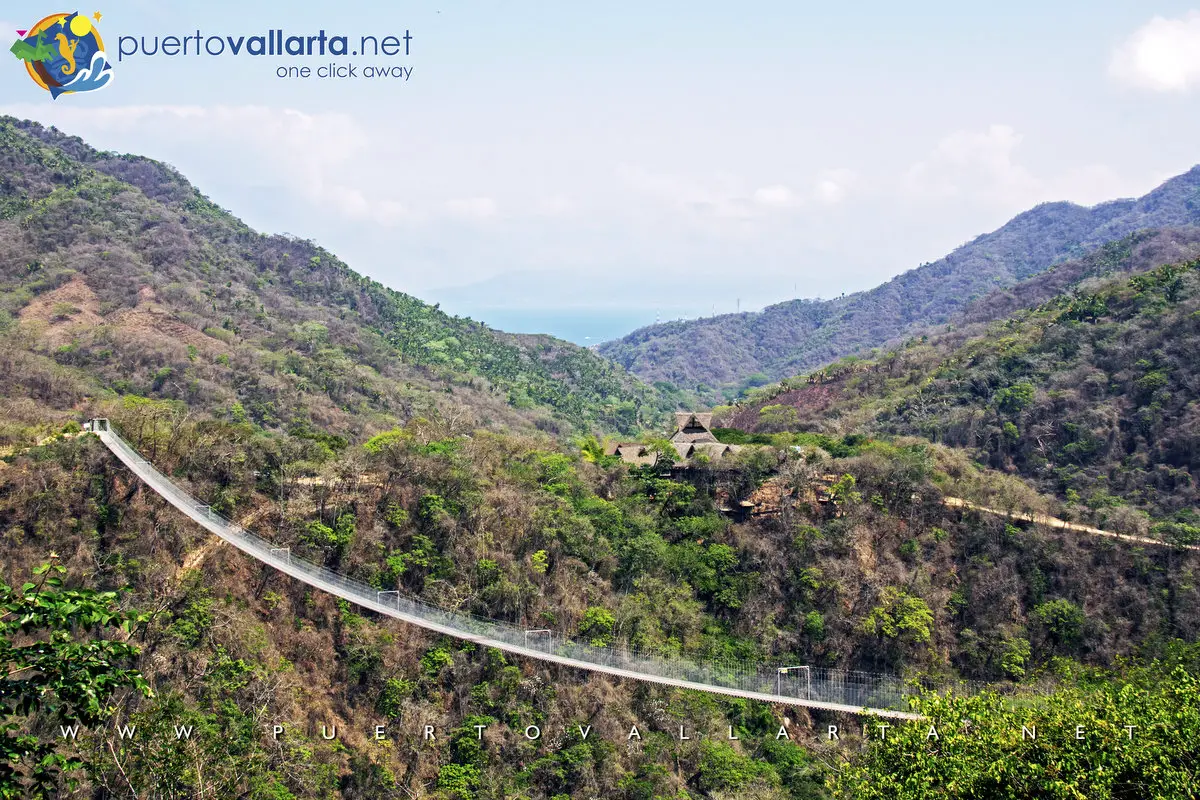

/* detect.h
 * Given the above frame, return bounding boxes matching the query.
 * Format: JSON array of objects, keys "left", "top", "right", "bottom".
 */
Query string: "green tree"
[
  {"left": 577, "top": 435, "right": 618, "bottom": 467},
  {"left": 999, "top": 635, "right": 1032, "bottom": 679},
  {"left": 862, "top": 587, "right": 934, "bottom": 644},
  {"left": 577, "top": 607, "right": 616, "bottom": 647},
  {"left": 437, "top": 763, "right": 481, "bottom": 799},
  {"left": 301, "top": 513, "right": 356, "bottom": 561},
  {"left": 0, "top": 559, "right": 151, "bottom": 798},
  {"left": 1033, "top": 598, "right": 1085, "bottom": 648},
  {"left": 693, "top": 740, "right": 776, "bottom": 794},
  {"left": 828, "top": 473, "right": 862, "bottom": 509},
  {"left": 803, "top": 611, "right": 826, "bottom": 639},
  {"left": 995, "top": 382, "right": 1035, "bottom": 414},
  {"left": 830, "top": 655, "right": 1200, "bottom": 800}
]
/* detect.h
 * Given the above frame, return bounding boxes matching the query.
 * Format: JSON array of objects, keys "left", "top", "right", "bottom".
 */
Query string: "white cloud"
[
  {"left": 813, "top": 169, "right": 857, "bottom": 205},
  {"left": 0, "top": 104, "right": 527, "bottom": 227},
  {"left": 616, "top": 164, "right": 699, "bottom": 205},
  {"left": 1111, "top": 12, "right": 1200, "bottom": 93},
  {"left": 618, "top": 165, "right": 856, "bottom": 219},
  {"left": 533, "top": 194, "right": 573, "bottom": 216},
  {"left": 617, "top": 164, "right": 759, "bottom": 220},
  {"left": 0, "top": 104, "right": 400, "bottom": 219},
  {"left": 1047, "top": 164, "right": 1134, "bottom": 206},
  {"left": 906, "top": 124, "right": 1030, "bottom": 199},
  {"left": 903, "top": 124, "right": 1132, "bottom": 208}
]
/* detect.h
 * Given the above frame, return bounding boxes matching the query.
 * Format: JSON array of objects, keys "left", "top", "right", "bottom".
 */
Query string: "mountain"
[
  {"left": 3, "top": 120, "right": 1200, "bottom": 799},
  {"left": 599, "top": 169, "right": 1200, "bottom": 400},
  {"left": 717, "top": 228, "right": 1200, "bottom": 528},
  {"left": 0, "top": 117, "right": 666, "bottom": 443}
]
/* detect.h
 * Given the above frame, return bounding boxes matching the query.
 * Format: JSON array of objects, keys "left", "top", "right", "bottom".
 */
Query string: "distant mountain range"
[
  {"left": 716, "top": 225, "right": 1200, "bottom": 521},
  {"left": 598, "top": 167, "right": 1200, "bottom": 401}
]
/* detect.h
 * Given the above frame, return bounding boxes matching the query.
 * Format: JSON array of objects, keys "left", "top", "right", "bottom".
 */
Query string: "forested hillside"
[
  {"left": 0, "top": 117, "right": 666, "bottom": 443},
  {"left": 7, "top": 399, "right": 1200, "bottom": 798},
  {"left": 3, "top": 121, "right": 1200, "bottom": 800},
  {"left": 599, "top": 169, "right": 1200, "bottom": 402},
  {"left": 719, "top": 230, "right": 1200, "bottom": 532}
]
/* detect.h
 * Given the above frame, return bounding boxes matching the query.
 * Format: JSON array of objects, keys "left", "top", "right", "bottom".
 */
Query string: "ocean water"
[{"left": 463, "top": 308, "right": 662, "bottom": 346}]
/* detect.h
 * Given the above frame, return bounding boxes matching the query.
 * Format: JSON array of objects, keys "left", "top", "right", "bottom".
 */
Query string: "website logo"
[{"left": 10, "top": 11, "right": 112, "bottom": 99}]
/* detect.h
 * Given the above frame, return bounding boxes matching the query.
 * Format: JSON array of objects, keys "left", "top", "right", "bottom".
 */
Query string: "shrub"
[
  {"left": 999, "top": 636, "right": 1031, "bottom": 679},
  {"left": 694, "top": 740, "right": 775, "bottom": 794},
  {"left": 420, "top": 646, "right": 454, "bottom": 678},
  {"left": 577, "top": 606, "right": 616, "bottom": 647},
  {"left": 375, "top": 677, "right": 413, "bottom": 718},
  {"left": 803, "top": 610, "right": 826, "bottom": 639},
  {"left": 994, "top": 382, "right": 1035, "bottom": 414},
  {"left": 862, "top": 588, "right": 934, "bottom": 644},
  {"left": 1033, "top": 598, "right": 1085, "bottom": 647}
]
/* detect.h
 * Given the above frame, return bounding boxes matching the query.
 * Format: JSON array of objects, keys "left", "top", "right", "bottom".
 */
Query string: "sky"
[{"left": 3, "top": 2, "right": 1200, "bottom": 343}]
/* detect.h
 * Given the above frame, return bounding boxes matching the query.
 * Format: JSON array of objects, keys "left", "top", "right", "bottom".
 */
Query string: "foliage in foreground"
[
  {"left": 832, "top": 646, "right": 1200, "bottom": 799},
  {"left": 0, "top": 559, "right": 150, "bottom": 799}
]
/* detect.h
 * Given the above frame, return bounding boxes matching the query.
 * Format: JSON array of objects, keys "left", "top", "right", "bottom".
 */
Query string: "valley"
[{"left": 2, "top": 117, "right": 1200, "bottom": 799}]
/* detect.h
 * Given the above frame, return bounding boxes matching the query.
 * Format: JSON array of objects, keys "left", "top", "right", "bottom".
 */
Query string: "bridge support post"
[
  {"left": 777, "top": 665, "right": 811, "bottom": 699},
  {"left": 524, "top": 629, "right": 553, "bottom": 653}
]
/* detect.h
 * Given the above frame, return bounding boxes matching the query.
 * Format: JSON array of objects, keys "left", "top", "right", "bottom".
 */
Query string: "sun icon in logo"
[{"left": 10, "top": 11, "right": 113, "bottom": 99}]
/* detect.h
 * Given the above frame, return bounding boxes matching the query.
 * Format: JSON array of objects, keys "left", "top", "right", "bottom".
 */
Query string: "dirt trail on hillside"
[{"left": 942, "top": 497, "right": 1200, "bottom": 552}]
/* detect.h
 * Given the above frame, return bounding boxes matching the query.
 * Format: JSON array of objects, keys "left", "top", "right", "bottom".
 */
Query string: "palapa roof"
[
  {"left": 613, "top": 444, "right": 658, "bottom": 467},
  {"left": 671, "top": 412, "right": 719, "bottom": 444},
  {"left": 607, "top": 412, "right": 740, "bottom": 468},
  {"left": 691, "top": 442, "right": 737, "bottom": 459},
  {"left": 675, "top": 412, "right": 714, "bottom": 430},
  {"left": 606, "top": 440, "right": 741, "bottom": 468}
]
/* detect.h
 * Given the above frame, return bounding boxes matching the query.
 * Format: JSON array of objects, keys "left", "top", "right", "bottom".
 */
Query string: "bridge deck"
[{"left": 90, "top": 423, "right": 920, "bottom": 720}]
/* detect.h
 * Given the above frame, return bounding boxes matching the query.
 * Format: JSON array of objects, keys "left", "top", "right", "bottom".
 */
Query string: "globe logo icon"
[{"left": 10, "top": 11, "right": 113, "bottom": 99}]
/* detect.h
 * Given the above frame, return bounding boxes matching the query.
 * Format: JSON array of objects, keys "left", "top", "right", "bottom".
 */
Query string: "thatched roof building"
[
  {"left": 603, "top": 442, "right": 658, "bottom": 467},
  {"left": 607, "top": 412, "right": 741, "bottom": 468}
]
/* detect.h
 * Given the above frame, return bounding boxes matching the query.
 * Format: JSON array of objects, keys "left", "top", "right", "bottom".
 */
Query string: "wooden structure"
[{"left": 606, "top": 412, "right": 742, "bottom": 469}]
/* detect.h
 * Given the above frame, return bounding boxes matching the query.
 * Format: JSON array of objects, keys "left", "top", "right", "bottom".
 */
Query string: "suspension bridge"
[{"left": 85, "top": 419, "right": 924, "bottom": 719}]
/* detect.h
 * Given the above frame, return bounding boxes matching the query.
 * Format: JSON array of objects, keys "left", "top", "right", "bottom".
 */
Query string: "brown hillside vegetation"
[
  {"left": 717, "top": 241, "right": 1200, "bottom": 534},
  {"left": 0, "top": 117, "right": 669, "bottom": 450},
  {"left": 16, "top": 274, "right": 104, "bottom": 346},
  {"left": 5, "top": 122, "right": 1200, "bottom": 799}
]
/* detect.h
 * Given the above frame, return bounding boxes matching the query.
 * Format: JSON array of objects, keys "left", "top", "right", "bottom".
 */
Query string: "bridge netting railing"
[{"left": 88, "top": 419, "right": 937, "bottom": 716}]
